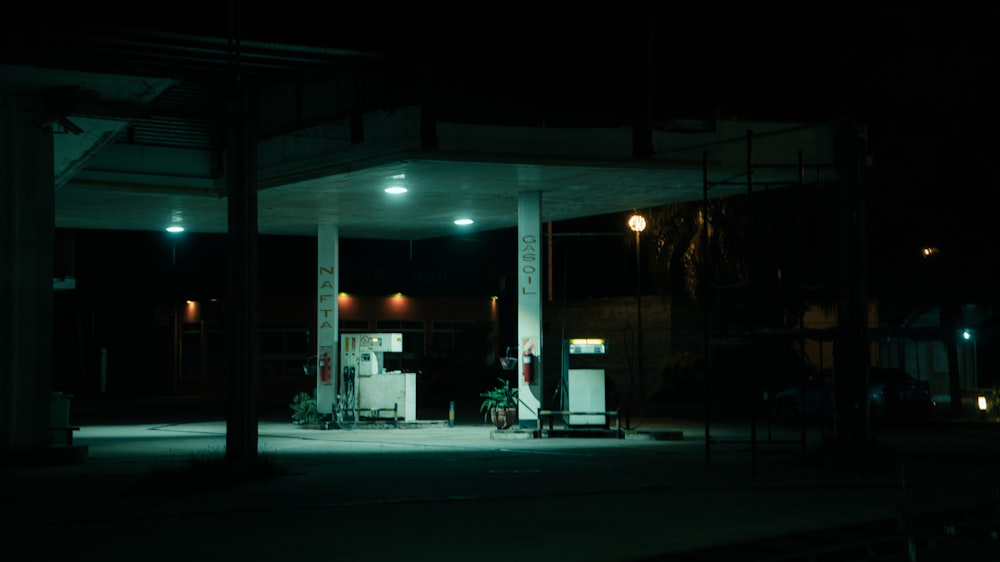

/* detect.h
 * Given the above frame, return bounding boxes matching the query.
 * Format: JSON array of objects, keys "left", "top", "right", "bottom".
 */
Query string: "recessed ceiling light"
[
  {"left": 166, "top": 226, "right": 185, "bottom": 233},
  {"left": 384, "top": 186, "right": 408, "bottom": 194},
  {"left": 454, "top": 218, "right": 473, "bottom": 226}
]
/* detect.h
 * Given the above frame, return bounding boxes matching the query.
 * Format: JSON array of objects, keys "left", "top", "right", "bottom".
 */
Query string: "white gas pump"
[
  {"left": 339, "top": 333, "right": 416, "bottom": 424},
  {"left": 565, "top": 338, "right": 608, "bottom": 427}
]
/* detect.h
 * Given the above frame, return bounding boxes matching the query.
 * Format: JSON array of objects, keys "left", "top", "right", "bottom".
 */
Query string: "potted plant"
[
  {"left": 480, "top": 377, "right": 519, "bottom": 429},
  {"left": 290, "top": 390, "right": 321, "bottom": 425}
]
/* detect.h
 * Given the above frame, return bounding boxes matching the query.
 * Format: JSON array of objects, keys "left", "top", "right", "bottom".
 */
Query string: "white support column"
[
  {"left": 316, "top": 224, "right": 339, "bottom": 416},
  {"left": 517, "top": 191, "right": 542, "bottom": 427}
]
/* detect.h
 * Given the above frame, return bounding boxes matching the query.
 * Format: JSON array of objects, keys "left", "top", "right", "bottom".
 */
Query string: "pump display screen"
[{"left": 568, "top": 339, "right": 606, "bottom": 354}]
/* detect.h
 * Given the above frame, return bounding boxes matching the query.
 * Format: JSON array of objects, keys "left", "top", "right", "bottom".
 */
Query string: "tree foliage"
[{"left": 642, "top": 197, "right": 748, "bottom": 304}]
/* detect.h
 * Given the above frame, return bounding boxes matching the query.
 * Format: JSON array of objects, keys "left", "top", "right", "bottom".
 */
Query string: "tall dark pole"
[
  {"left": 635, "top": 227, "right": 643, "bottom": 423},
  {"left": 834, "top": 121, "right": 870, "bottom": 445},
  {"left": 628, "top": 213, "right": 646, "bottom": 429},
  {"left": 702, "top": 153, "right": 711, "bottom": 464},
  {"left": 225, "top": 1, "right": 259, "bottom": 462}
]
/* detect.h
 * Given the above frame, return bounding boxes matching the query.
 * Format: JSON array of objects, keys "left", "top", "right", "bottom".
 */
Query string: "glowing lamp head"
[{"left": 628, "top": 214, "right": 646, "bottom": 233}]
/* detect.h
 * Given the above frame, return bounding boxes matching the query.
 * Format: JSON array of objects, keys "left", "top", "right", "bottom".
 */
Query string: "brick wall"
[{"left": 541, "top": 295, "right": 671, "bottom": 411}]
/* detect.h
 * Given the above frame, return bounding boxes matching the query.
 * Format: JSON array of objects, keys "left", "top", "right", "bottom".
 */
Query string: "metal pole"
[
  {"left": 747, "top": 130, "right": 756, "bottom": 477},
  {"left": 635, "top": 228, "right": 643, "bottom": 425},
  {"left": 974, "top": 339, "right": 979, "bottom": 389},
  {"left": 703, "top": 151, "right": 711, "bottom": 465},
  {"left": 100, "top": 347, "right": 107, "bottom": 394},
  {"left": 798, "top": 151, "right": 808, "bottom": 459}
]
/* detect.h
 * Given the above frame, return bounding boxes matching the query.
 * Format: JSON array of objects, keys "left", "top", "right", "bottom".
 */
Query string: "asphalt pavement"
[{"left": 4, "top": 407, "right": 1000, "bottom": 561}]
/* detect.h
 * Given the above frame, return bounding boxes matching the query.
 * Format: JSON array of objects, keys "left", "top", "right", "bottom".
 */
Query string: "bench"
[
  {"left": 537, "top": 409, "right": 622, "bottom": 438},
  {"left": 52, "top": 426, "right": 81, "bottom": 446},
  {"left": 343, "top": 405, "right": 400, "bottom": 427}
]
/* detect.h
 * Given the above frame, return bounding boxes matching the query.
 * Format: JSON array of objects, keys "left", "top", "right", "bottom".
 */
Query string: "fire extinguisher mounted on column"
[{"left": 522, "top": 350, "right": 534, "bottom": 383}]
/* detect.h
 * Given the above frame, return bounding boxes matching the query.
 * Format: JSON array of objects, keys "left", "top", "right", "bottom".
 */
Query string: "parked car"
[
  {"left": 773, "top": 367, "right": 934, "bottom": 425},
  {"left": 866, "top": 367, "right": 935, "bottom": 421}
]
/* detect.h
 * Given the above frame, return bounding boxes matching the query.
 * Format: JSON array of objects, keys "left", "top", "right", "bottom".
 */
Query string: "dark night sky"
[
  {"left": 43, "top": 5, "right": 995, "bottom": 149},
  {"left": 37, "top": 5, "right": 998, "bottom": 135},
  {"left": 36, "top": 5, "right": 874, "bottom": 120}
]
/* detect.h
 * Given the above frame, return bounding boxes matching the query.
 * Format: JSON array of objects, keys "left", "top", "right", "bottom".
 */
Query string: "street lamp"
[
  {"left": 963, "top": 329, "right": 978, "bottom": 389},
  {"left": 628, "top": 212, "right": 646, "bottom": 429},
  {"left": 628, "top": 214, "right": 647, "bottom": 236}
]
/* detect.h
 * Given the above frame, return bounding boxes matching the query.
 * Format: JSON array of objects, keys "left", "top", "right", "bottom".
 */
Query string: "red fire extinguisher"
[
  {"left": 319, "top": 351, "right": 331, "bottom": 384},
  {"left": 522, "top": 350, "right": 534, "bottom": 383}
]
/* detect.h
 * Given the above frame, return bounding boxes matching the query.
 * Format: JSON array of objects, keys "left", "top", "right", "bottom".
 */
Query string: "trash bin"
[{"left": 51, "top": 391, "right": 73, "bottom": 445}]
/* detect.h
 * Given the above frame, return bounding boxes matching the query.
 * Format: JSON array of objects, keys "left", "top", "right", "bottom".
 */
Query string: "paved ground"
[{"left": 4, "top": 407, "right": 1000, "bottom": 561}]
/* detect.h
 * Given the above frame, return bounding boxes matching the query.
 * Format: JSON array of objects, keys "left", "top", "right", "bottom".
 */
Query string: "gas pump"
[
  {"left": 564, "top": 338, "right": 608, "bottom": 427},
  {"left": 339, "top": 333, "right": 416, "bottom": 424}
]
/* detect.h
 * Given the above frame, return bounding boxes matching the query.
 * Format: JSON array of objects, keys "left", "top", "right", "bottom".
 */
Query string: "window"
[
  {"left": 260, "top": 322, "right": 311, "bottom": 377},
  {"left": 432, "top": 321, "right": 475, "bottom": 354},
  {"left": 179, "top": 320, "right": 225, "bottom": 379},
  {"left": 340, "top": 319, "right": 370, "bottom": 331},
  {"left": 376, "top": 320, "right": 425, "bottom": 370}
]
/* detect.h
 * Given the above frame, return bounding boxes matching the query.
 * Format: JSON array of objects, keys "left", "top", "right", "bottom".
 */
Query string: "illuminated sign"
[{"left": 568, "top": 338, "right": 606, "bottom": 355}]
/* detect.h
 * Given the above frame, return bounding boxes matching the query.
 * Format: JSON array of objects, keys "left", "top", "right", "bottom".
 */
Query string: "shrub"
[{"left": 290, "top": 391, "right": 320, "bottom": 424}]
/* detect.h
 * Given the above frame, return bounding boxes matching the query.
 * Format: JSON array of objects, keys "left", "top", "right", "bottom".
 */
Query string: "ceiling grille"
[{"left": 125, "top": 82, "right": 220, "bottom": 150}]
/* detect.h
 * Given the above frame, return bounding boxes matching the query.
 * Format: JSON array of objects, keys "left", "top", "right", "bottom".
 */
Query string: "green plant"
[
  {"left": 290, "top": 391, "right": 320, "bottom": 425},
  {"left": 479, "top": 377, "right": 519, "bottom": 422}
]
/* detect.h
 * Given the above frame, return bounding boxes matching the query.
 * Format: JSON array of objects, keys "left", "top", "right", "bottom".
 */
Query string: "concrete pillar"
[
  {"left": 225, "top": 80, "right": 259, "bottom": 461},
  {"left": 316, "top": 224, "right": 339, "bottom": 416},
  {"left": 517, "top": 191, "right": 542, "bottom": 427},
  {"left": 0, "top": 96, "right": 55, "bottom": 451}
]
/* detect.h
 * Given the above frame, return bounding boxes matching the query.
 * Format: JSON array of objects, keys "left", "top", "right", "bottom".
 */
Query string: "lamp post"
[
  {"left": 628, "top": 213, "right": 646, "bottom": 429},
  {"left": 963, "top": 329, "right": 984, "bottom": 417},
  {"left": 962, "top": 329, "right": 978, "bottom": 389}
]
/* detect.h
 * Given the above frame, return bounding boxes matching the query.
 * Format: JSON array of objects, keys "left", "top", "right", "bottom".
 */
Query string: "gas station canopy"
[{"left": 1, "top": 26, "right": 841, "bottom": 241}]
